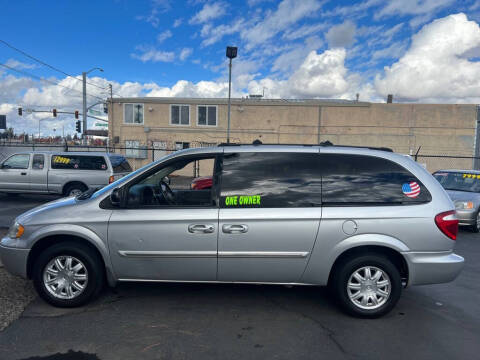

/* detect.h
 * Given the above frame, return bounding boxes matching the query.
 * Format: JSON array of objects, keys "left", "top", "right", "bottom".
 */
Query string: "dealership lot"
[{"left": 0, "top": 194, "right": 479, "bottom": 360}]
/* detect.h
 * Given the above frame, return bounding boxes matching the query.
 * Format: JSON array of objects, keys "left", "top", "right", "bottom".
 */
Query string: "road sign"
[{"left": 88, "top": 109, "right": 103, "bottom": 116}]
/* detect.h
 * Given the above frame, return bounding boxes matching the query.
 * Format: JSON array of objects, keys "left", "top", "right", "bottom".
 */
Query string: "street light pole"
[
  {"left": 82, "top": 67, "right": 104, "bottom": 144},
  {"left": 225, "top": 46, "right": 237, "bottom": 144},
  {"left": 227, "top": 57, "right": 232, "bottom": 144}
]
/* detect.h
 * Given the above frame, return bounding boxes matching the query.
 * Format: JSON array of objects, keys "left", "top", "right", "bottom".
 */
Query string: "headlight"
[
  {"left": 455, "top": 201, "right": 474, "bottom": 210},
  {"left": 7, "top": 222, "right": 24, "bottom": 239}
]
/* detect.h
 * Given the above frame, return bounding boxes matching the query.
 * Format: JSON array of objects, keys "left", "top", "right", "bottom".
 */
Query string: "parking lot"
[{"left": 0, "top": 194, "right": 479, "bottom": 360}]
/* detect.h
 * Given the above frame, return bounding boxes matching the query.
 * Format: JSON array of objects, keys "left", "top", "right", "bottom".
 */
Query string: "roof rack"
[{"left": 218, "top": 140, "right": 393, "bottom": 152}]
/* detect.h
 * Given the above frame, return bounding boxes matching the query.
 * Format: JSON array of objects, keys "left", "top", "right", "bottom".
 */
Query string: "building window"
[
  {"left": 197, "top": 105, "right": 217, "bottom": 126},
  {"left": 125, "top": 140, "right": 140, "bottom": 158},
  {"left": 124, "top": 104, "right": 144, "bottom": 124},
  {"left": 170, "top": 105, "right": 190, "bottom": 125},
  {"left": 175, "top": 142, "right": 190, "bottom": 150}
]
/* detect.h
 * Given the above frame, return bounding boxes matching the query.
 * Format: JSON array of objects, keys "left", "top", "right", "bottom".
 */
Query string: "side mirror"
[
  {"left": 162, "top": 176, "right": 171, "bottom": 185},
  {"left": 110, "top": 188, "right": 121, "bottom": 206}
]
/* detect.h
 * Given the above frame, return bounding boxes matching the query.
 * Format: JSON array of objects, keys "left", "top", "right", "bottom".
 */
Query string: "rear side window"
[
  {"left": 220, "top": 152, "right": 322, "bottom": 208},
  {"left": 32, "top": 154, "right": 44, "bottom": 169},
  {"left": 51, "top": 155, "right": 107, "bottom": 171},
  {"left": 109, "top": 155, "right": 132, "bottom": 173},
  {"left": 321, "top": 154, "right": 431, "bottom": 205}
]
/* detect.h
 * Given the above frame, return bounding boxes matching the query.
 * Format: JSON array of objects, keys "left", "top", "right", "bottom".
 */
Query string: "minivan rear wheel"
[
  {"left": 331, "top": 254, "right": 402, "bottom": 318},
  {"left": 32, "top": 242, "right": 105, "bottom": 307}
]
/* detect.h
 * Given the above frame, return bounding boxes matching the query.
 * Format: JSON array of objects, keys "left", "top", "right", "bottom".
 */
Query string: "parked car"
[
  {"left": 191, "top": 176, "right": 213, "bottom": 190},
  {"left": 0, "top": 151, "right": 132, "bottom": 196},
  {"left": 432, "top": 169, "right": 480, "bottom": 232},
  {"left": 0, "top": 144, "right": 464, "bottom": 317}
]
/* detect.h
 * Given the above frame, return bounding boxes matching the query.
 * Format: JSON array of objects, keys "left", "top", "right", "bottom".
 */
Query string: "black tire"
[
  {"left": 470, "top": 212, "right": 480, "bottom": 233},
  {"left": 331, "top": 254, "right": 402, "bottom": 318},
  {"left": 63, "top": 183, "right": 87, "bottom": 197},
  {"left": 32, "top": 242, "right": 105, "bottom": 307}
]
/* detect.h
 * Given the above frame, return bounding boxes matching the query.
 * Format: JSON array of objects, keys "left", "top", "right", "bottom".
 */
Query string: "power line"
[
  {"left": 0, "top": 63, "right": 105, "bottom": 101},
  {"left": 0, "top": 39, "right": 106, "bottom": 90}
]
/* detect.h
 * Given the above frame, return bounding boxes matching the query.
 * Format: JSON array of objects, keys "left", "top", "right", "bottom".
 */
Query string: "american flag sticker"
[{"left": 402, "top": 182, "right": 420, "bottom": 198}]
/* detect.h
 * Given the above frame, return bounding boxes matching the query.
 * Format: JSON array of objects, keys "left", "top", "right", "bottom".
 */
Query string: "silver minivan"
[
  {"left": 0, "top": 144, "right": 464, "bottom": 317},
  {"left": 0, "top": 151, "right": 132, "bottom": 196}
]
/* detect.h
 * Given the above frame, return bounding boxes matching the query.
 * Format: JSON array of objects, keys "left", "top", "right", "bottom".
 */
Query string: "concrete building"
[{"left": 108, "top": 97, "right": 479, "bottom": 171}]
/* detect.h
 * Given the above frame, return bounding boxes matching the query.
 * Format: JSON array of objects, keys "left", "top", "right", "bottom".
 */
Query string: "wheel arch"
[
  {"left": 62, "top": 181, "right": 88, "bottom": 196},
  {"left": 26, "top": 227, "right": 116, "bottom": 286},
  {"left": 327, "top": 245, "right": 409, "bottom": 286}
]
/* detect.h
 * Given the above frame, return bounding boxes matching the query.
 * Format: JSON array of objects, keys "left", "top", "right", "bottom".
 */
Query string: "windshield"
[{"left": 433, "top": 171, "right": 480, "bottom": 193}]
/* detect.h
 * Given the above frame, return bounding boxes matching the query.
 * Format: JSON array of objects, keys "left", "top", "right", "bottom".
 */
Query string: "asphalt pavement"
[{"left": 0, "top": 195, "right": 479, "bottom": 360}]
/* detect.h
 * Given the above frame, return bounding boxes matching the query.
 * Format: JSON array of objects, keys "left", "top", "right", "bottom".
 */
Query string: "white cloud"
[
  {"left": 157, "top": 29, "right": 172, "bottom": 42},
  {"left": 325, "top": 20, "right": 356, "bottom": 48},
  {"left": 179, "top": 48, "right": 193, "bottom": 61},
  {"left": 272, "top": 36, "right": 323, "bottom": 75},
  {"left": 173, "top": 18, "right": 182, "bottom": 27},
  {"left": 376, "top": 0, "right": 454, "bottom": 18},
  {"left": 136, "top": 0, "right": 171, "bottom": 28},
  {"left": 371, "top": 40, "right": 408, "bottom": 60},
  {"left": 240, "top": 0, "right": 322, "bottom": 50},
  {"left": 282, "top": 23, "right": 328, "bottom": 41},
  {"left": 189, "top": 2, "right": 226, "bottom": 24},
  {"left": 4, "top": 58, "right": 38, "bottom": 70},
  {"left": 200, "top": 19, "right": 245, "bottom": 47},
  {"left": 375, "top": 13, "right": 480, "bottom": 102},
  {"left": 131, "top": 46, "right": 175, "bottom": 62}
]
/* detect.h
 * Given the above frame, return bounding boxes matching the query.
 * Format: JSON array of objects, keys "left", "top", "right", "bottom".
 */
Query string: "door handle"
[
  {"left": 222, "top": 224, "right": 248, "bottom": 234},
  {"left": 21, "top": 172, "right": 27, "bottom": 175},
  {"left": 188, "top": 224, "right": 215, "bottom": 234}
]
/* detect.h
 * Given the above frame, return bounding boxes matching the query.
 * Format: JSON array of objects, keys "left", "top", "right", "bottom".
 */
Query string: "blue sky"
[{"left": 1, "top": 0, "right": 480, "bottom": 135}]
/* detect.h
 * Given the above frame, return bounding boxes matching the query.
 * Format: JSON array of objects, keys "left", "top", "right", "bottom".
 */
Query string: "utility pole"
[
  {"left": 82, "top": 71, "right": 87, "bottom": 145},
  {"left": 109, "top": 84, "right": 113, "bottom": 149}
]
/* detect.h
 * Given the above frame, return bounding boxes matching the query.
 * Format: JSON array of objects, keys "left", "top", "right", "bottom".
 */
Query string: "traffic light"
[
  {"left": 75, "top": 110, "right": 79, "bottom": 119},
  {"left": 18, "top": 107, "right": 22, "bottom": 116},
  {"left": 75, "top": 120, "right": 81, "bottom": 133},
  {"left": 53, "top": 109, "right": 57, "bottom": 117}
]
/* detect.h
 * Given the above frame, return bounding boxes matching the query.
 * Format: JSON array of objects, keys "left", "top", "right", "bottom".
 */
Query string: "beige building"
[{"left": 108, "top": 97, "right": 479, "bottom": 171}]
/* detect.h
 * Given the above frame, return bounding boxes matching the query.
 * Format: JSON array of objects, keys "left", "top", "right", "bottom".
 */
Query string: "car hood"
[
  {"left": 16, "top": 196, "right": 77, "bottom": 225},
  {"left": 446, "top": 190, "right": 480, "bottom": 203}
]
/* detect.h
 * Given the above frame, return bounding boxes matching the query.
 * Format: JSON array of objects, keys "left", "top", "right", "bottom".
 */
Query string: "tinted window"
[
  {"left": 32, "top": 154, "right": 44, "bottom": 169},
  {"left": 109, "top": 155, "right": 132, "bottom": 173},
  {"left": 433, "top": 171, "right": 480, "bottom": 192},
  {"left": 220, "top": 152, "right": 322, "bottom": 208},
  {"left": 3, "top": 154, "right": 30, "bottom": 169},
  {"left": 321, "top": 154, "right": 431, "bottom": 205},
  {"left": 51, "top": 155, "right": 107, "bottom": 170}
]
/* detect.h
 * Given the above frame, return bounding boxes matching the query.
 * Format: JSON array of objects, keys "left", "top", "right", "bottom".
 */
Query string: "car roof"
[{"left": 10, "top": 151, "right": 116, "bottom": 157}]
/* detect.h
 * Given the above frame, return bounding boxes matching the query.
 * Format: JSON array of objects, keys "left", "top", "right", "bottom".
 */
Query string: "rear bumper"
[
  {"left": 402, "top": 251, "right": 464, "bottom": 286},
  {"left": 0, "top": 239, "right": 29, "bottom": 278},
  {"left": 456, "top": 209, "right": 477, "bottom": 226}
]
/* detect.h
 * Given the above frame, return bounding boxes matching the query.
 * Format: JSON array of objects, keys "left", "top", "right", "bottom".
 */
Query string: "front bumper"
[
  {"left": 402, "top": 251, "right": 464, "bottom": 286},
  {"left": 0, "top": 237, "right": 29, "bottom": 278},
  {"left": 456, "top": 209, "right": 477, "bottom": 226}
]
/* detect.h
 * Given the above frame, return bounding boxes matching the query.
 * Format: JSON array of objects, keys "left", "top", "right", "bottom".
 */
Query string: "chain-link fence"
[{"left": 1, "top": 141, "right": 479, "bottom": 173}]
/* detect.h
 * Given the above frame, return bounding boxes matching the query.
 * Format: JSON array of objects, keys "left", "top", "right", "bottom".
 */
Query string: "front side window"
[
  {"left": 2, "top": 154, "right": 30, "bottom": 169},
  {"left": 433, "top": 171, "right": 480, "bottom": 193},
  {"left": 321, "top": 154, "right": 432, "bottom": 205},
  {"left": 51, "top": 155, "right": 107, "bottom": 170},
  {"left": 32, "top": 154, "right": 45, "bottom": 169},
  {"left": 124, "top": 104, "right": 144, "bottom": 124},
  {"left": 220, "top": 152, "right": 322, "bottom": 208},
  {"left": 126, "top": 156, "right": 217, "bottom": 207},
  {"left": 170, "top": 105, "right": 190, "bottom": 125},
  {"left": 197, "top": 105, "right": 217, "bottom": 126}
]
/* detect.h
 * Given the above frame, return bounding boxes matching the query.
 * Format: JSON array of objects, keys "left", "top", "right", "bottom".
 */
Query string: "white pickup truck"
[{"left": 0, "top": 151, "right": 132, "bottom": 196}]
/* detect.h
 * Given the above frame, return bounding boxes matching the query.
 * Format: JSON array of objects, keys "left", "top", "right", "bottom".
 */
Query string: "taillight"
[
  {"left": 109, "top": 175, "right": 115, "bottom": 184},
  {"left": 435, "top": 210, "right": 459, "bottom": 240}
]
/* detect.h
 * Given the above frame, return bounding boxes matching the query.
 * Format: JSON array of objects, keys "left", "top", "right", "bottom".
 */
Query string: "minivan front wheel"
[
  {"left": 332, "top": 254, "right": 402, "bottom": 318},
  {"left": 33, "top": 242, "right": 104, "bottom": 307}
]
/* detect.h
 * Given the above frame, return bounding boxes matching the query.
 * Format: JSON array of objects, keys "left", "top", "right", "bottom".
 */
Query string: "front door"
[
  {"left": 108, "top": 153, "right": 221, "bottom": 281},
  {"left": 0, "top": 153, "right": 31, "bottom": 191},
  {"left": 218, "top": 150, "right": 323, "bottom": 283}
]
